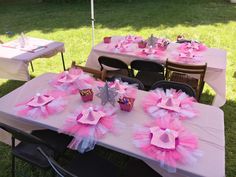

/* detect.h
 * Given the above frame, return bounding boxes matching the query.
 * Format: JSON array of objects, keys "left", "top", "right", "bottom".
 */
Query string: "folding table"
[
  {"left": 0, "top": 73, "right": 225, "bottom": 177},
  {"left": 0, "top": 37, "right": 65, "bottom": 81},
  {"left": 86, "top": 36, "right": 227, "bottom": 107}
]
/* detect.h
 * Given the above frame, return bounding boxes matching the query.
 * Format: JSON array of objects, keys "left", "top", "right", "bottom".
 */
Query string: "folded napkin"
[
  {"left": 26, "top": 93, "right": 54, "bottom": 107},
  {"left": 57, "top": 71, "right": 79, "bottom": 83},
  {"left": 77, "top": 107, "right": 106, "bottom": 125},
  {"left": 15, "top": 91, "right": 67, "bottom": 119},
  {"left": 133, "top": 117, "right": 201, "bottom": 172},
  {"left": 109, "top": 79, "right": 137, "bottom": 99},
  {"left": 51, "top": 68, "right": 95, "bottom": 95}
]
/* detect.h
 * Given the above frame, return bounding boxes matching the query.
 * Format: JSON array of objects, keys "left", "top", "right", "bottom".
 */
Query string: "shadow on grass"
[
  {"left": 0, "top": 0, "right": 236, "bottom": 35},
  {"left": 233, "top": 72, "right": 236, "bottom": 79},
  {"left": 0, "top": 80, "right": 25, "bottom": 98},
  {"left": 0, "top": 76, "right": 35, "bottom": 98},
  {"left": 222, "top": 98, "right": 236, "bottom": 177},
  {"left": 201, "top": 91, "right": 236, "bottom": 176}
]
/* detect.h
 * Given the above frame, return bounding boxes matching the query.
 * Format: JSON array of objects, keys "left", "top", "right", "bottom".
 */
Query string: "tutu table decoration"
[
  {"left": 109, "top": 35, "right": 142, "bottom": 53},
  {"left": 109, "top": 79, "right": 138, "bottom": 97},
  {"left": 133, "top": 117, "right": 202, "bottom": 172},
  {"left": 59, "top": 105, "right": 120, "bottom": 153},
  {"left": 136, "top": 47, "right": 165, "bottom": 59},
  {"left": 79, "top": 89, "right": 93, "bottom": 102},
  {"left": 15, "top": 91, "right": 67, "bottom": 119},
  {"left": 143, "top": 88, "right": 197, "bottom": 120},
  {"left": 124, "top": 35, "right": 142, "bottom": 43},
  {"left": 109, "top": 79, "right": 129, "bottom": 94},
  {"left": 112, "top": 42, "right": 131, "bottom": 53},
  {"left": 172, "top": 49, "right": 203, "bottom": 64},
  {"left": 178, "top": 41, "right": 207, "bottom": 52},
  {"left": 51, "top": 68, "right": 95, "bottom": 95}
]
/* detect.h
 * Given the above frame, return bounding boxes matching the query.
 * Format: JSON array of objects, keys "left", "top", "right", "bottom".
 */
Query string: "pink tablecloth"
[
  {"left": 0, "top": 73, "right": 225, "bottom": 177},
  {"left": 0, "top": 37, "right": 64, "bottom": 81},
  {"left": 86, "top": 36, "right": 227, "bottom": 107}
]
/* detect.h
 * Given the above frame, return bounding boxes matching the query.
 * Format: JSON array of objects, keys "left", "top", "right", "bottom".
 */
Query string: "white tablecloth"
[
  {"left": 0, "top": 37, "right": 64, "bottom": 81},
  {"left": 86, "top": 36, "right": 227, "bottom": 107},
  {"left": 0, "top": 73, "right": 225, "bottom": 177}
]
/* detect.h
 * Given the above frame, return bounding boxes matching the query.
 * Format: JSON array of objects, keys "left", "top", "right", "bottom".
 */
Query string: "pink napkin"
[
  {"left": 57, "top": 71, "right": 79, "bottom": 83},
  {"left": 109, "top": 79, "right": 129, "bottom": 95},
  {"left": 150, "top": 127, "right": 178, "bottom": 149},
  {"left": 51, "top": 68, "right": 95, "bottom": 95},
  {"left": 157, "top": 97, "right": 181, "bottom": 112},
  {"left": 26, "top": 93, "right": 54, "bottom": 107},
  {"left": 109, "top": 79, "right": 137, "bottom": 98},
  {"left": 77, "top": 107, "right": 106, "bottom": 125}
]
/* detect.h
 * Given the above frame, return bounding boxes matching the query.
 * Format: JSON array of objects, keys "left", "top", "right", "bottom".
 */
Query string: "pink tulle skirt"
[
  {"left": 59, "top": 104, "right": 123, "bottom": 153},
  {"left": 15, "top": 90, "right": 67, "bottom": 119},
  {"left": 133, "top": 117, "right": 202, "bottom": 172},
  {"left": 143, "top": 88, "right": 197, "bottom": 120}
]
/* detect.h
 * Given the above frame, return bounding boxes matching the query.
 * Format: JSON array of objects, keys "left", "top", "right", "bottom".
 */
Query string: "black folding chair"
[
  {"left": 0, "top": 123, "right": 72, "bottom": 177},
  {"left": 98, "top": 56, "right": 132, "bottom": 78},
  {"left": 37, "top": 147, "right": 118, "bottom": 177},
  {"left": 110, "top": 75, "right": 145, "bottom": 90},
  {"left": 150, "top": 80, "right": 196, "bottom": 97},
  {"left": 123, "top": 158, "right": 162, "bottom": 177},
  {"left": 130, "top": 60, "right": 165, "bottom": 90}
]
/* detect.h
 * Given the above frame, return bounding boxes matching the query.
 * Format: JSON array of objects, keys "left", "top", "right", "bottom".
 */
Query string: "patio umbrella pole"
[{"left": 91, "top": 0, "right": 95, "bottom": 47}]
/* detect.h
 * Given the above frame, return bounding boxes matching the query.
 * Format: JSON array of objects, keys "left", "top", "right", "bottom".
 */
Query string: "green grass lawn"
[{"left": 0, "top": 0, "right": 236, "bottom": 176}]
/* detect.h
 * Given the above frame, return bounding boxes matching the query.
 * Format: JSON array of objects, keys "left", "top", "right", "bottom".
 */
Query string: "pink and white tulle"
[
  {"left": 133, "top": 117, "right": 202, "bottom": 172},
  {"left": 109, "top": 79, "right": 137, "bottom": 99},
  {"left": 15, "top": 90, "right": 67, "bottom": 119},
  {"left": 171, "top": 49, "right": 204, "bottom": 64},
  {"left": 59, "top": 104, "right": 122, "bottom": 153},
  {"left": 178, "top": 42, "right": 207, "bottom": 52},
  {"left": 50, "top": 68, "right": 95, "bottom": 95},
  {"left": 143, "top": 88, "right": 197, "bottom": 120},
  {"left": 124, "top": 35, "right": 143, "bottom": 43}
]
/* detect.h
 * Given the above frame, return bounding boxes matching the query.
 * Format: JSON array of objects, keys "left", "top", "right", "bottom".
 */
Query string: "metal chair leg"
[
  {"left": 30, "top": 61, "right": 34, "bottom": 72},
  {"left": 12, "top": 155, "right": 15, "bottom": 177},
  {"left": 11, "top": 137, "right": 15, "bottom": 177},
  {"left": 61, "top": 52, "right": 66, "bottom": 71}
]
